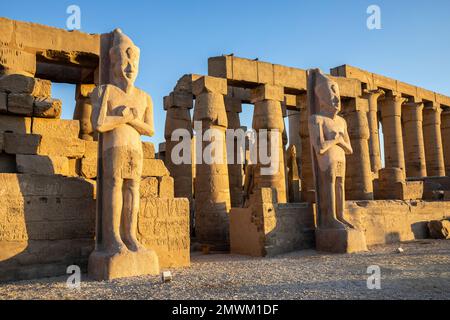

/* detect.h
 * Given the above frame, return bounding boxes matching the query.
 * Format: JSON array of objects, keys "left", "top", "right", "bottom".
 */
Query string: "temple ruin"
[{"left": 0, "top": 17, "right": 449, "bottom": 281}]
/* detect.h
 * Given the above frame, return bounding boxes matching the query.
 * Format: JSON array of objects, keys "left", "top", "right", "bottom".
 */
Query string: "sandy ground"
[{"left": 0, "top": 240, "right": 449, "bottom": 300}]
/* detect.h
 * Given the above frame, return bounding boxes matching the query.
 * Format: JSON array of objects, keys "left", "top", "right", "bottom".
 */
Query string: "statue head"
[
  {"left": 312, "top": 69, "right": 341, "bottom": 117},
  {"left": 109, "top": 29, "right": 140, "bottom": 90}
]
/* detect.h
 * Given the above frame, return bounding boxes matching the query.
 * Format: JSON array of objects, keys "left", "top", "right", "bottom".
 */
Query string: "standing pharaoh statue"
[
  {"left": 88, "top": 29, "right": 159, "bottom": 280},
  {"left": 307, "top": 69, "right": 367, "bottom": 253}
]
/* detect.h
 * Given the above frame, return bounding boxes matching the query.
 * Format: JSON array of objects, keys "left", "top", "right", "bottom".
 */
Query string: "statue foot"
[
  {"left": 123, "top": 236, "right": 146, "bottom": 253},
  {"left": 322, "top": 219, "right": 347, "bottom": 230},
  {"left": 105, "top": 239, "right": 128, "bottom": 256}
]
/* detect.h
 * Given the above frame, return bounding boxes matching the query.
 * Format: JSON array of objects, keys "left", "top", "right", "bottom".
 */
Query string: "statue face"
[
  {"left": 317, "top": 81, "right": 341, "bottom": 115},
  {"left": 111, "top": 46, "right": 140, "bottom": 87}
]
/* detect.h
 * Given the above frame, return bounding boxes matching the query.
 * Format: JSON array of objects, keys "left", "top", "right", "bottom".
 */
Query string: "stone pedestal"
[
  {"left": 441, "top": 109, "right": 450, "bottom": 176},
  {"left": 225, "top": 96, "right": 244, "bottom": 208},
  {"left": 298, "top": 94, "right": 315, "bottom": 202},
  {"left": 342, "top": 98, "right": 373, "bottom": 200},
  {"left": 402, "top": 102, "right": 427, "bottom": 177},
  {"left": 88, "top": 248, "right": 159, "bottom": 281},
  {"left": 193, "top": 76, "right": 231, "bottom": 250},
  {"left": 363, "top": 89, "right": 383, "bottom": 175},
  {"left": 423, "top": 103, "right": 445, "bottom": 177},
  {"left": 315, "top": 227, "right": 367, "bottom": 254},
  {"left": 380, "top": 92, "right": 407, "bottom": 174},
  {"left": 251, "top": 84, "right": 287, "bottom": 203}
]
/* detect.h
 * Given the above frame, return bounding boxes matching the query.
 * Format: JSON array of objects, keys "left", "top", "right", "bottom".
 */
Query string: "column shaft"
[
  {"left": 380, "top": 92, "right": 407, "bottom": 173},
  {"left": 441, "top": 110, "right": 450, "bottom": 176},
  {"left": 423, "top": 104, "right": 445, "bottom": 176},
  {"left": 342, "top": 98, "right": 373, "bottom": 200},
  {"left": 363, "top": 90, "right": 383, "bottom": 174},
  {"left": 402, "top": 102, "right": 427, "bottom": 177}
]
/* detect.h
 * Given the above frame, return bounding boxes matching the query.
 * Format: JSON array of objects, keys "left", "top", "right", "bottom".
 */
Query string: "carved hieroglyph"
[
  {"left": 307, "top": 69, "right": 367, "bottom": 253},
  {"left": 88, "top": 29, "right": 159, "bottom": 280}
]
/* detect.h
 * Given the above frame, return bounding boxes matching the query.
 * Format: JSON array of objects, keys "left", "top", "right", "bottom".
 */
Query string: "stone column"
[
  {"left": 298, "top": 94, "right": 314, "bottom": 202},
  {"left": 287, "top": 109, "right": 302, "bottom": 168},
  {"left": 193, "top": 76, "right": 231, "bottom": 250},
  {"left": 341, "top": 98, "right": 373, "bottom": 200},
  {"left": 423, "top": 103, "right": 445, "bottom": 177},
  {"left": 380, "top": 91, "right": 407, "bottom": 173},
  {"left": 251, "top": 84, "right": 287, "bottom": 203},
  {"left": 363, "top": 89, "right": 384, "bottom": 175},
  {"left": 164, "top": 90, "right": 194, "bottom": 213},
  {"left": 74, "top": 84, "right": 96, "bottom": 141},
  {"left": 441, "top": 109, "right": 450, "bottom": 176},
  {"left": 225, "top": 96, "right": 244, "bottom": 208},
  {"left": 402, "top": 101, "right": 427, "bottom": 177}
]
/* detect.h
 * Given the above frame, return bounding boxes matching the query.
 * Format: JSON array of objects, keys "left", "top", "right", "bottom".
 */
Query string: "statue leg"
[
  {"left": 320, "top": 170, "right": 346, "bottom": 229},
  {"left": 103, "top": 176, "right": 127, "bottom": 254},
  {"left": 336, "top": 176, "right": 354, "bottom": 228},
  {"left": 122, "top": 178, "right": 144, "bottom": 252}
]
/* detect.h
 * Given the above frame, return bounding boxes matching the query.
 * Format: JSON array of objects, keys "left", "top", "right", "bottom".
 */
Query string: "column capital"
[
  {"left": 381, "top": 90, "right": 408, "bottom": 104},
  {"left": 362, "top": 88, "right": 385, "bottom": 100},
  {"left": 250, "top": 84, "right": 284, "bottom": 103},
  {"left": 423, "top": 103, "right": 442, "bottom": 126},
  {"left": 402, "top": 101, "right": 424, "bottom": 123},
  {"left": 192, "top": 76, "right": 227, "bottom": 96},
  {"left": 164, "top": 91, "right": 194, "bottom": 110}
]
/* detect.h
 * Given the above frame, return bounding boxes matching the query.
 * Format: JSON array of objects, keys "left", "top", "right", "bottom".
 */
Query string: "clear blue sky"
[{"left": 3, "top": 0, "right": 450, "bottom": 146}]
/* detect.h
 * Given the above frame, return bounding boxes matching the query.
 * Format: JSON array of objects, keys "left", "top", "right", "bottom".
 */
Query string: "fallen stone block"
[
  {"left": 142, "top": 141, "right": 155, "bottom": 159},
  {"left": 0, "top": 115, "right": 32, "bottom": 134},
  {"left": 0, "top": 153, "right": 16, "bottom": 173},
  {"left": 428, "top": 220, "right": 450, "bottom": 239},
  {"left": 0, "top": 74, "right": 51, "bottom": 97},
  {"left": 38, "top": 136, "right": 85, "bottom": 158},
  {"left": 142, "top": 159, "right": 169, "bottom": 177},
  {"left": 32, "top": 118, "right": 80, "bottom": 138},
  {"left": 158, "top": 176, "right": 174, "bottom": 198},
  {"left": 33, "top": 97, "right": 62, "bottom": 118},
  {"left": 4, "top": 133, "right": 41, "bottom": 155},
  {"left": 7, "top": 93, "right": 34, "bottom": 116},
  {"left": 0, "top": 92, "right": 6, "bottom": 113},
  {"left": 80, "top": 157, "right": 97, "bottom": 179},
  {"left": 16, "top": 154, "right": 69, "bottom": 175}
]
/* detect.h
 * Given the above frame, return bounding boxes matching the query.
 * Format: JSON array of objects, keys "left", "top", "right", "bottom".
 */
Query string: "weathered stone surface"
[
  {"left": 33, "top": 98, "right": 62, "bottom": 118},
  {"left": 142, "top": 159, "right": 169, "bottom": 177},
  {"left": 7, "top": 93, "right": 34, "bottom": 115},
  {"left": 0, "top": 74, "right": 50, "bottom": 97},
  {"left": 0, "top": 115, "right": 31, "bottom": 134},
  {"left": 4, "top": 133, "right": 41, "bottom": 155},
  {"left": 83, "top": 141, "right": 98, "bottom": 159},
  {"left": 192, "top": 76, "right": 227, "bottom": 96},
  {"left": 0, "top": 46, "right": 36, "bottom": 76},
  {"left": 158, "top": 176, "right": 174, "bottom": 198},
  {"left": 80, "top": 157, "right": 97, "bottom": 179},
  {"left": 315, "top": 228, "right": 367, "bottom": 253},
  {"left": 0, "top": 153, "right": 16, "bottom": 173},
  {"left": 428, "top": 220, "right": 450, "bottom": 239},
  {"left": 32, "top": 118, "right": 80, "bottom": 139},
  {"left": 164, "top": 91, "right": 193, "bottom": 110},
  {"left": 38, "top": 136, "right": 85, "bottom": 158},
  {"left": 142, "top": 141, "right": 155, "bottom": 159},
  {"left": 16, "top": 154, "right": 69, "bottom": 175},
  {"left": 138, "top": 197, "right": 190, "bottom": 268},
  {"left": 140, "top": 177, "right": 158, "bottom": 198},
  {"left": 230, "top": 188, "right": 315, "bottom": 257},
  {"left": 0, "top": 92, "right": 6, "bottom": 113},
  {"left": 250, "top": 84, "right": 284, "bottom": 103}
]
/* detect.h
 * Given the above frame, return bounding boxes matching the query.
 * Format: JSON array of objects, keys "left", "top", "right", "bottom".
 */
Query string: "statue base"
[
  {"left": 88, "top": 248, "right": 160, "bottom": 281},
  {"left": 315, "top": 227, "right": 368, "bottom": 253}
]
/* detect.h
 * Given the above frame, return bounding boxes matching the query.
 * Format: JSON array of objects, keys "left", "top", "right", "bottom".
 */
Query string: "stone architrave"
[
  {"left": 88, "top": 29, "right": 159, "bottom": 281},
  {"left": 307, "top": 69, "right": 367, "bottom": 253}
]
